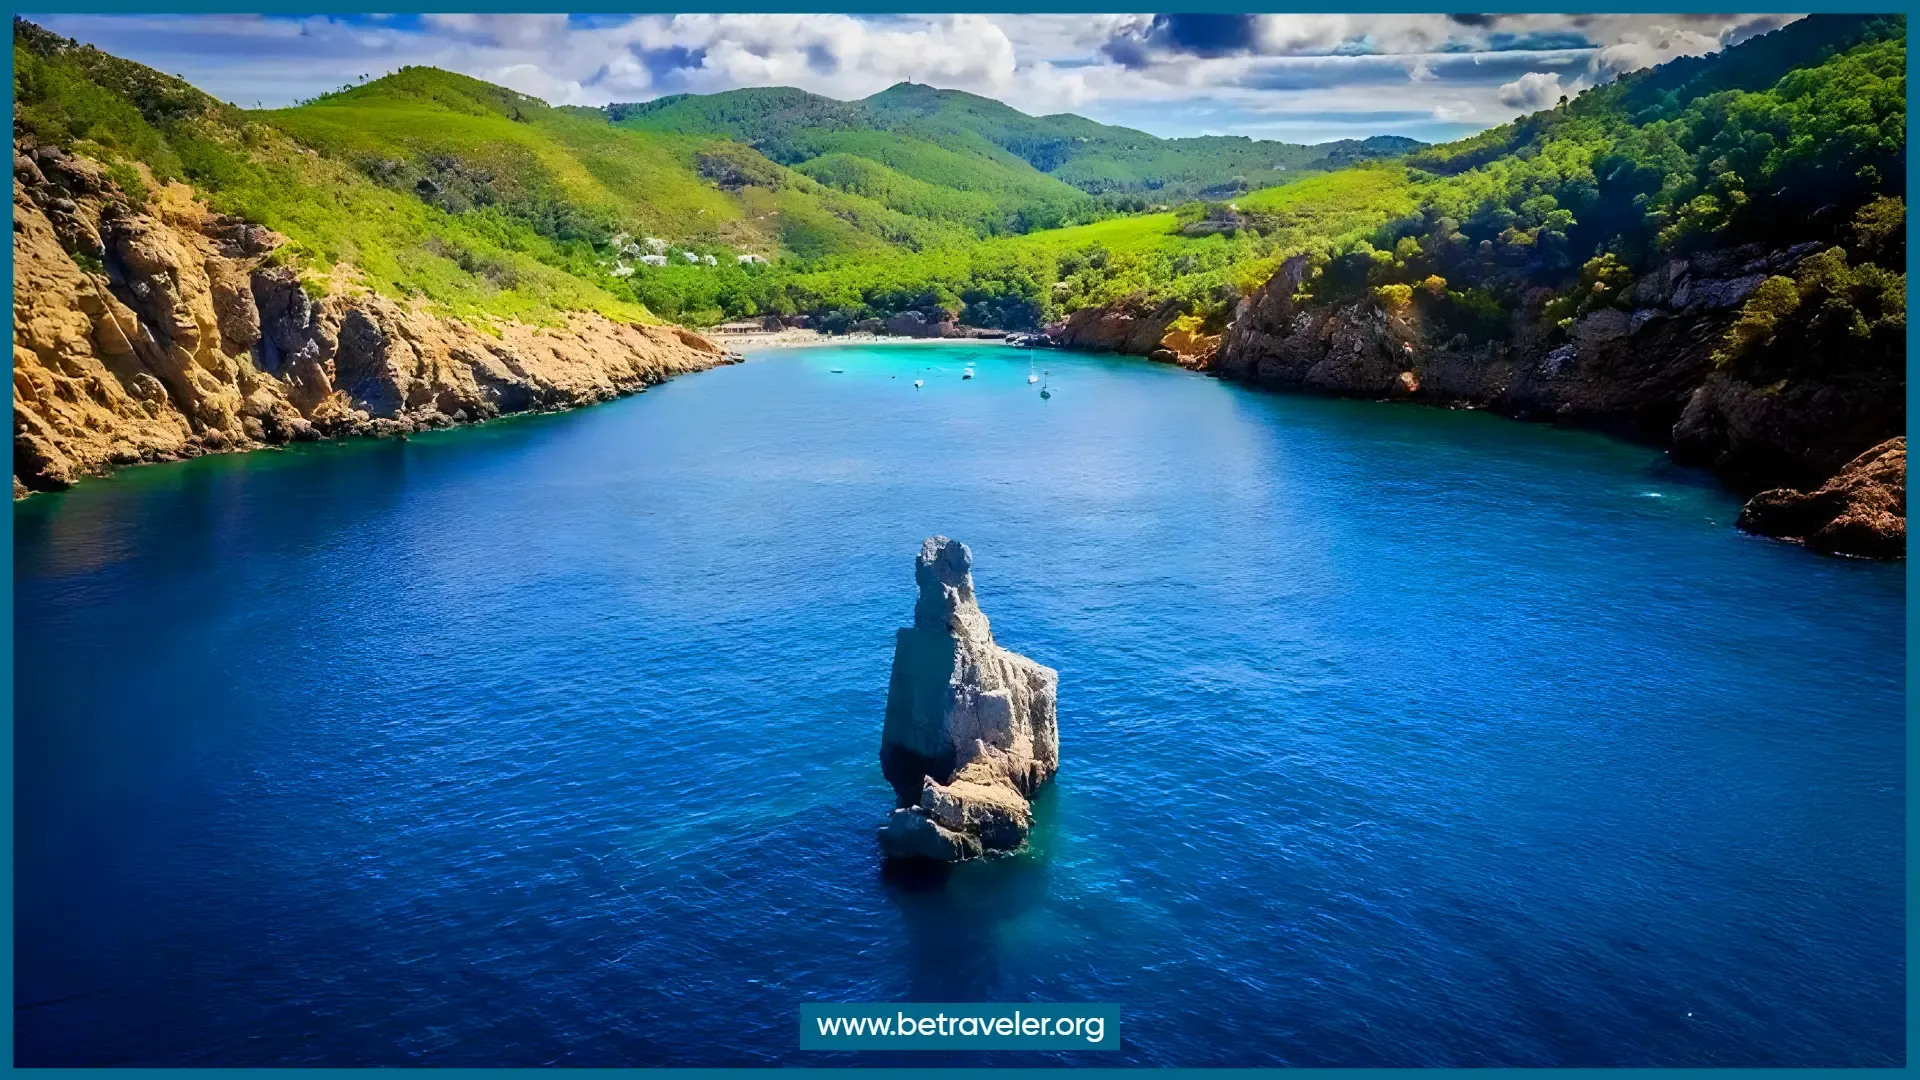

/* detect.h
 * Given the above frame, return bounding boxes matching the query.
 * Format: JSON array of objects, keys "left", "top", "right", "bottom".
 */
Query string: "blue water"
[{"left": 13, "top": 344, "right": 1905, "bottom": 1066}]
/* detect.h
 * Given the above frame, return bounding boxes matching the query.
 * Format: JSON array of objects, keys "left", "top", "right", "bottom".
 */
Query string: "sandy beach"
[{"left": 714, "top": 329, "right": 1019, "bottom": 351}]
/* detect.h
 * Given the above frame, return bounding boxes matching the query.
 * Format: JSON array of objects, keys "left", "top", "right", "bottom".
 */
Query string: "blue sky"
[{"left": 28, "top": 12, "right": 1803, "bottom": 144}]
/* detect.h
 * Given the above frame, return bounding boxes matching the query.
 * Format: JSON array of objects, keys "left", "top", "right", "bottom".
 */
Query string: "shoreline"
[{"left": 715, "top": 330, "right": 1015, "bottom": 351}]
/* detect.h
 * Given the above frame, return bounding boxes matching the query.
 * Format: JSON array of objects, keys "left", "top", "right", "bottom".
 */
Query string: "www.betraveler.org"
[{"left": 800, "top": 1005, "right": 1119, "bottom": 1050}]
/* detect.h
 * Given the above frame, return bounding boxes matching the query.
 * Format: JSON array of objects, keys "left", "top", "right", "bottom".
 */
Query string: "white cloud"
[
  {"left": 1588, "top": 23, "right": 1723, "bottom": 80},
  {"left": 1498, "top": 71, "right": 1568, "bottom": 111},
  {"left": 486, "top": 62, "right": 576, "bottom": 103},
  {"left": 1722, "top": 14, "right": 1800, "bottom": 47},
  {"left": 635, "top": 14, "right": 1027, "bottom": 102},
  {"left": 1251, "top": 15, "right": 1355, "bottom": 55},
  {"left": 23, "top": 12, "right": 1813, "bottom": 143},
  {"left": 421, "top": 14, "right": 569, "bottom": 49}
]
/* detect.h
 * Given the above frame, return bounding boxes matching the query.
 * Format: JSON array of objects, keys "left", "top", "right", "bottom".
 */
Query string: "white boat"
[
  {"left": 913, "top": 379, "right": 923, "bottom": 388},
  {"left": 1027, "top": 355, "right": 1038, "bottom": 384},
  {"left": 962, "top": 366, "right": 975, "bottom": 380}
]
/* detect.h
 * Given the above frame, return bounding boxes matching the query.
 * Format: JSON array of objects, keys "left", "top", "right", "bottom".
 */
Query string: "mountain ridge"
[{"left": 603, "top": 80, "right": 1426, "bottom": 200}]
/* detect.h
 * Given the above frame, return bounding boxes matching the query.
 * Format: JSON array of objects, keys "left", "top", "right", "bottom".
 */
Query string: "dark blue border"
[
  {"left": 3, "top": 1, "right": 1912, "bottom": 1074},
  {"left": 5, "top": 2, "right": 1904, "bottom": 12}
]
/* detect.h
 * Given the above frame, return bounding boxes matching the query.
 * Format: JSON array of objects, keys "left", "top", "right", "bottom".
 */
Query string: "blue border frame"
[
  {"left": 3, "top": 1, "right": 1911, "bottom": 1073},
  {"left": 3, "top": 3, "right": 1902, "bottom": 13}
]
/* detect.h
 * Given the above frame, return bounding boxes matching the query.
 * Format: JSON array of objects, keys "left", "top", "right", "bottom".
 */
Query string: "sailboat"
[
  {"left": 913, "top": 379, "right": 924, "bottom": 388},
  {"left": 1038, "top": 370, "right": 1051, "bottom": 400},
  {"left": 1027, "top": 352, "right": 1039, "bottom": 384},
  {"left": 962, "top": 364, "right": 975, "bottom": 380}
]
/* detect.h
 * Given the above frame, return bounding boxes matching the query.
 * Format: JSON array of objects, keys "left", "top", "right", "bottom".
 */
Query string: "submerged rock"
[
  {"left": 877, "top": 537, "right": 1058, "bottom": 861},
  {"left": 1738, "top": 437, "right": 1906, "bottom": 559}
]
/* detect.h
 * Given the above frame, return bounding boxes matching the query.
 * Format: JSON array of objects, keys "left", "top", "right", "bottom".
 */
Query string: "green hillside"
[
  {"left": 861, "top": 81, "right": 1420, "bottom": 195},
  {"left": 12, "top": 20, "right": 657, "bottom": 324},
  {"left": 617, "top": 13, "right": 1904, "bottom": 334},
  {"left": 263, "top": 68, "right": 966, "bottom": 258},
  {"left": 1345, "top": 12, "right": 1906, "bottom": 344},
  {"left": 610, "top": 87, "right": 1100, "bottom": 234},
  {"left": 11, "top": 12, "right": 1904, "bottom": 346},
  {"left": 12, "top": 23, "right": 973, "bottom": 325},
  {"left": 611, "top": 81, "right": 1424, "bottom": 211},
  {"left": 773, "top": 167, "right": 1422, "bottom": 332}
]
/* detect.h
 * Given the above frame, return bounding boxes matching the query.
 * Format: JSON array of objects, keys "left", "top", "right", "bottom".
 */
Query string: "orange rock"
[{"left": 1738, "top": 438, "right": 1905, "bottom": 559}]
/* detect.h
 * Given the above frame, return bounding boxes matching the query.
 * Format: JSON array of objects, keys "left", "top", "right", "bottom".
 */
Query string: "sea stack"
[{"left": 877, "top": 537, "right": 1059, "bottom": 861}]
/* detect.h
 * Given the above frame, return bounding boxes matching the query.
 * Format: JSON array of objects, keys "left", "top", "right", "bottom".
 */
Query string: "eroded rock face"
[
  {"left": 12, "top": 139, "right": 736, "bottom": 494},
  {"left": 883, "top": 309, "right": 957, "bottom": 339},
  {"left": 1199, "top": 243, "right": 1906, "bottom": 554},
  {"left": 1738, "top": 438, "right": 1905, "bottom": 559},
  {"left": 1046, "top": 294, "right": 1185, "bottom": 354},
  {"left": 877, "top": 537, "right": 1058, "bottom": 862}
]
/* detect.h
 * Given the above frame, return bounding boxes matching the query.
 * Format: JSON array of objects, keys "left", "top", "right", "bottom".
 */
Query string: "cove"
[{"left": 12, "top": 343, "right": 1904, "bottom": 1066}]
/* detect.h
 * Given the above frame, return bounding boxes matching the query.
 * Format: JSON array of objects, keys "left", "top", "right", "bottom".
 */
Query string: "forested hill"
[
  {"left": 10, "top": 12, "right": 1903, "bottom": 342},
  {"left": 9, "top": 12, "right": 1428, "bottom": 328},
  {"left": 1194, "top": 11, "right": 1906, "bottom": 554},
  {"left": 608, "top": 82, "right": 1421, "bottom": 203}
]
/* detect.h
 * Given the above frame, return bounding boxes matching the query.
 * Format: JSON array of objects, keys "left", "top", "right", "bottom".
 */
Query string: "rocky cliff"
[
  {"left": 1181, "top": 244, "right": 1903, "bottom": 558},
  {"left": 13, "top": 140, "right": 735, "bottom": 495},
  {"left": 1043, "top": 294, "right": 1218, "bottom": 369},
  {"left": 877, "top": 536, "right": 1059, "bottom": 862}
]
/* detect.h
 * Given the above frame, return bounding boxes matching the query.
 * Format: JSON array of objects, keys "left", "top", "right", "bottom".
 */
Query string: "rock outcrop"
[
  {"left": 13, "top": 140, "right": 736, "bottom": 495},
  {"left": 877, "top": 537, "right": 1059, "bottom": 862},
  {"left": 872, "top": 309, "right": 1004, "bottom": 340},
  {"left": 883, "top": 309, "right": 958, "bottom": 338},
  {"left": 1209, "top": 246, "right": 1842, "bottom": 439},
  {"left": 1042, "top": 293, "right": 1218, "bottom": 369},
  {"left": 1198, "top": 244, "right": 1906, "bottom": 556},
  {"left": 1738, "top": 437, "right": 1905, "bottom": 558}
]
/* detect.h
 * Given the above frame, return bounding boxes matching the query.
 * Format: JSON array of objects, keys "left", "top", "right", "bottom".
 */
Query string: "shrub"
[
  {"left": 102, "top": 159, "right": 148, "bottom": 205},
  {"left": 1374, "top": 283, "right": 1414, "bottom": 310}
]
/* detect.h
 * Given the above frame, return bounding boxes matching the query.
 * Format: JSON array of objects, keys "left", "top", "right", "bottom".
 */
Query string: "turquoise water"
[{"left": 13, "top": 344, "right": 1905, "bottom": 1066}]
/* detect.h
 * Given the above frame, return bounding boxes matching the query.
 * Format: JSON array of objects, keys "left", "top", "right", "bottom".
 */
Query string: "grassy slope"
[
  {"left": 610, "top": 87, "right": 1098, "bottom": 234},
  {"left": 11, "top": 15, "right": 1436, "bottom": 330},
  {"left": 264, "top": 68, "right": 964, "bottom": 258},
  {"left": 17, "top": 15, "right": 1894, "bottom": 341},
  {"left": 12, "top": 25, "right": 654, "bottom": 325},
  {"left": 665, "top": 16, "right": 1904, "bottom": 331},
  {"left": 860, "top": 82, "right": 1416, "bottom": 196},
  {"left": 609, "top": 81, "right": 1425, "bottom": 221},
  {"left": 760, "top": 166, "right": 1420, "bottom": 327}
]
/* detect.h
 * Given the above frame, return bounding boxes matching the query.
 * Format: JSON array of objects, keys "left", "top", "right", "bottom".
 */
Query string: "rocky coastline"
[
  {"left": 12, "top": 140, "right": 738, "bottom": 496},
  {"left": 16, "top": 138, "right": 1901, "bottom": 560},
  {"left": 1038, "top": 245, "right": 1905, "bottom": 559}
]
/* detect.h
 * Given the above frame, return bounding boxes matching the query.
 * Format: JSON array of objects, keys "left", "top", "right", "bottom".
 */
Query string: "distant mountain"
[
  {"left": 607, "top": 85, "right": 1098, "bottom": 234},
  {"left": 605, "top": 82, "right": 1426, "bottom": 208}
]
